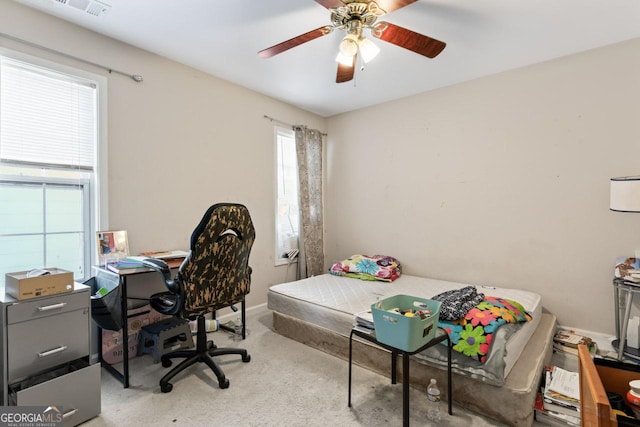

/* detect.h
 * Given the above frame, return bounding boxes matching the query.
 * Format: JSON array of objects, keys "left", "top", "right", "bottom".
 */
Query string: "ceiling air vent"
[{"left": 64, "top": 0, "right": 111, "bottom": 17}]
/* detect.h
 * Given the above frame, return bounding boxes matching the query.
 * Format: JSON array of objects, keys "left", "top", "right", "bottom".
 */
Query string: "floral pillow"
[{"left": 329, "top": 254, "right": 401, "bottom": 282}]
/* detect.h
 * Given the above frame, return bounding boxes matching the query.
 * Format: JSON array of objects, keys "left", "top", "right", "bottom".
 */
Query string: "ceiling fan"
[{"left": 258, "top": 0, "right": 446, "bottom": 83}]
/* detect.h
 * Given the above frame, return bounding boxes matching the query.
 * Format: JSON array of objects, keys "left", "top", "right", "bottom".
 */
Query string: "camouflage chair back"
[
  {"left": 177, "top": 203, "right": 255, "bottom": 318},
  {"left": 147, "top": 203, "right": 255, "bottom": 393}
]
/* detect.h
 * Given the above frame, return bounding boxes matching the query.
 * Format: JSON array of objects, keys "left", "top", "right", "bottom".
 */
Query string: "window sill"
[{"left": 275, "top": 259, "right": 298, "bottom": 267}]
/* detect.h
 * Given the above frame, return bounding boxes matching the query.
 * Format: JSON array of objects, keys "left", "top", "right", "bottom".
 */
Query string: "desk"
[
  {"left": 348, "top": 327, "right": 452, "bottom": 427},
  {"left": 94, "top": 258, "right": 183, "bottom": 388}
]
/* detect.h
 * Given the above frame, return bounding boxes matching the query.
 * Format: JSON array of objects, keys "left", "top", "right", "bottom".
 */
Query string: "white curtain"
[{"left": 295, "top": 126, "right": 324, "bottom": 278}]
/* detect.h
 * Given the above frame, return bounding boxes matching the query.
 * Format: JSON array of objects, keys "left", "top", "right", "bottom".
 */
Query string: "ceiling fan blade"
[
  {"left": 336, "top": 54, "right": 356, "bottom": 83},
  {"left": 371, "top": 21, "right": 446, "bottom": 58},
  {"left": 314, "top": 0, "right": 345, "bottom": 9},
  {"left": 258, "top": 26, "right": 333, "bottom": 58},
  {"left": 314, "top": 0, "right": 416, "bottom": 13},
  {"left": 375, "top": 0, "right": 418, "bottom": 14}
]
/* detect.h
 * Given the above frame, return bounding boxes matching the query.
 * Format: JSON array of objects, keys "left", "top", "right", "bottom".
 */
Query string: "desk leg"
[
  {"left": 402, "top": 353, "right": 409, "bottom": 427},
  {"left": 619, "top": 289, "right": 634, "bottom": 361},
  {"left": 348, "top": 330, "right": 354, "bottom": 407}
]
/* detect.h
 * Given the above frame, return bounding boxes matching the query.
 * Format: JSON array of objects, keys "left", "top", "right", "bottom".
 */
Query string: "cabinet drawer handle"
[
  {"left": 37, "top": 302, "right": 67, "bottom": 312},
  {"left": 38, "top": 345, "right": 68, "bottom": 358},
  {"left": 62, "top": 408, "right": 78, "bottom": 419}
]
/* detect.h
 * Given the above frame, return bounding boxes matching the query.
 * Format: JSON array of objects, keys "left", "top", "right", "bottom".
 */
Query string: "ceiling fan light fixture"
[
  {"left": 358, "top": 37, "right": 380, "bottom": 63},
  {"left": 339, "top": 34, "right": 359, "bottom": 57}
]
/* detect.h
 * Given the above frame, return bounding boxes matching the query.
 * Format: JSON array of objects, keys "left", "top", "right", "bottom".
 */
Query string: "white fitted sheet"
[{"left": 267, "top": 273, "right": 541, "bottom": 383}]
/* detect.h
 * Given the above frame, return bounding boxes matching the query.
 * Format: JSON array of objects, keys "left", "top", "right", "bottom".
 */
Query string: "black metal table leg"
[
  {"left": 348, "top": 327, "right": 453, "bottom": 426},
  {"left": 402, "top": 352, "right": 409, "bottom": 427},
  {"left": 121, "top": 275, "right": 129, "bottom": 388},
  {"left": 447, "top": 334, "right": 452, "bottom": 415},
  {"left": 391, "top": 349, "right": 397, "bottom": 384},
  {"left": 348, "top": 329, "right": 354, "bottom": 407}
]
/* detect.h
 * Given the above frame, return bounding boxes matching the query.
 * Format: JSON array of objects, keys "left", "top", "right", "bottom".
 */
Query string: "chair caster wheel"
[
  {"left": 242, "top": 354, "right": 251, "bottom": 363},
  {"left": 160, "top": 382, "right": 173, "bottom": 393},
  {"left": 219, "top": 378, "right": 230, "bottom": 389},
  {"left": 161, "top": 359, "right": 172, "bottom": 368}
]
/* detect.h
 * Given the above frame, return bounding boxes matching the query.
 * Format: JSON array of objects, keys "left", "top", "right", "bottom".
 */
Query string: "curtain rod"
[
  {"left": 263, "top": 115, "right": 327, "bottom": 136},
  {"left": 0, "top": 32, "right": 143, "bottom": 83}
]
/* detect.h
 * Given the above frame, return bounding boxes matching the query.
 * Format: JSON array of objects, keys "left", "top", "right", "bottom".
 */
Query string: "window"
[
  {"left": 275, "top": 127, "right": 299, "bottom": 266},
  {"left": 0, "top": 50, "right": 106, "bottom": 286}
]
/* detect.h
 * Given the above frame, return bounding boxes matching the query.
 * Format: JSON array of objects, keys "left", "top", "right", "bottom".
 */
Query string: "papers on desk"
[
  {"left": 139, "top": 250, "right": 189, "bottom": 260},
  {"left": 105, "top": 251, "right": 188, "bottom": 273}
]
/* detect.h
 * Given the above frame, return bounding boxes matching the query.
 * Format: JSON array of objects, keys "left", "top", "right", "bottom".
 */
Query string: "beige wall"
[
  {"left": 0, "top": 0, "right": 327, "bottom": 311},
  {"left": 4, "top": 0, "right": 640, "bottom": 334},
  {"left": 325, "top": 38, "right": 640, "bottom": 333}
]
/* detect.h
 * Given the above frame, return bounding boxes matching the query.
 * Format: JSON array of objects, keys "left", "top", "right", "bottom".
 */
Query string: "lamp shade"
[
  {"left": 358, "top": 37, "right": 380, "bottom": 63},
  {"left": 611, "top": 176, "right": 640, "bottom": 212},
  {"left": 339, "top": 34, "right": 358, "bottom": 57}
]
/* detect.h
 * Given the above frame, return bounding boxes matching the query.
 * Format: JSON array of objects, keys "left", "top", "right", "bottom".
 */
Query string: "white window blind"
[{"left": 0, "top": 57, "right": 96, "bottom": 169}]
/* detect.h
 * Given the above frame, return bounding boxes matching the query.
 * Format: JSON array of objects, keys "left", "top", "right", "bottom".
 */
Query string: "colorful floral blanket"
[
  {"left": 438, "top": 296, "right": 531, "bottom": 363},
  {"left": 329, "top": 254, "right": 401, "bottom": 282}
]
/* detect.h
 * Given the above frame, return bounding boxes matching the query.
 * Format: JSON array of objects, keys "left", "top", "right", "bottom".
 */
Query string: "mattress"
[{"left": 268, "top": 273, "right": 542, "bottom": 385}]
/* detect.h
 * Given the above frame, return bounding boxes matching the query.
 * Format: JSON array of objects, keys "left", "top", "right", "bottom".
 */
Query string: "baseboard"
[{"left": 556, "top": 324, "right": 616, "bottom": 354}]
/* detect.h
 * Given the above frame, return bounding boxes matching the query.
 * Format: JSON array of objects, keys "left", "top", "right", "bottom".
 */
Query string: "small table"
[
  {"left": 612, "top": 278, "right": 640, "bottom": 361},
  {"left": 348, "top": 326, "right": 453, "bottom": 427}
]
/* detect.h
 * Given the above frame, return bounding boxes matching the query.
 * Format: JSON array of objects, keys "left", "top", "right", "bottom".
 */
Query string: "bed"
[{"left": 267, "top": 273, "right": 556, "bottom": 426}]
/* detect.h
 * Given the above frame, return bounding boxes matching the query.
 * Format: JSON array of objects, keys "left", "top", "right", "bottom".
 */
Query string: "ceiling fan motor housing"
[{"left": 330, "top": 2, "right": 385, "bottom": 30}]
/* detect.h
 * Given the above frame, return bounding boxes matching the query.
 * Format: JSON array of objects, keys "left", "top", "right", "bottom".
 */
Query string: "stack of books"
[
  {"left": 353, "top": 309, "right": 375, "bottom": 334},
  {"left": 625, "top": 273, "right": 640, "bottom": 284},
  {"left": 107, "top": 256, "right": 146, "bottom": 272},
  {"left": 553, "top": 329, "right": 595, "bottom": 356},
  {"left": 535, "top": 366, "right": 580, "bottom": 426}
]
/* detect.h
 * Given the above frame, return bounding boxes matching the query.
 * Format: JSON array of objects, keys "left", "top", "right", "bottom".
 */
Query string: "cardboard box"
[
  {"left": 102, "top": 304, "right": 170, "bottom": 364},
  {"left": 5, "top": 268, "right": 74, "bottom": 300}
]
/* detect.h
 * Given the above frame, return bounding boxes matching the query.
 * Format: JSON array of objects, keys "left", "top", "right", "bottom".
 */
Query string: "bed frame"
[{"left": 272, "top": 310, "right": 556, "bottom": 426}]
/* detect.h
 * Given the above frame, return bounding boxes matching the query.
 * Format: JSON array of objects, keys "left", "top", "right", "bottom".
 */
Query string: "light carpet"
[{"left": 85, "top": 305, "right": 529, "bottom": 426}]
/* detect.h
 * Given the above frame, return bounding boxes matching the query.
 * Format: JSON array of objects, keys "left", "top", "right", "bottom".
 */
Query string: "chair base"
[{"left": 158, "top": 314, "right": 250, "bottom": 393}]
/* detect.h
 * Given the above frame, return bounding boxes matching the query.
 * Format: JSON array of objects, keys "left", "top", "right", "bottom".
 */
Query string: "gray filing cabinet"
[{"left": 0, "top": 283, "right": 101, "bottom": 426}]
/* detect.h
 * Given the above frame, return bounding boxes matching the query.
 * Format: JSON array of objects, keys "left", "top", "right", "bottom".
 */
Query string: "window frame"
[
  {"left": 0, "top": 47, "right": 108, "bottom": 282},
  {"left": 0, "top": 174, "right": 92, "bottom": 280},
  {"left": 274, "top": 126, "right": 299, "bottom": 267}
]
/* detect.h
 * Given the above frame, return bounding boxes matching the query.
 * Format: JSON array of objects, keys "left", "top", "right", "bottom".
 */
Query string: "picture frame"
[{"left": 96, "top": 230, "right": 130, "bottom": 266}]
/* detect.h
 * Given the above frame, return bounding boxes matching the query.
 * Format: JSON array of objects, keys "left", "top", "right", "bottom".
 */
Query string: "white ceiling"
[{"left": 11, "top": 0, "right": 640, "bottom": 117}]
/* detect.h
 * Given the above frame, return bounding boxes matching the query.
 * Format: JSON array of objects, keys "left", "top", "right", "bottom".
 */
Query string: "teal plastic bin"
[{"left": 371, "top": 295, "right": 441, "bottom": 352}]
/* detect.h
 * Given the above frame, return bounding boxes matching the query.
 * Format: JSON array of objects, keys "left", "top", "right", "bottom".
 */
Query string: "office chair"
[{"left": 142, "top": 203, "right": 255, "bottom": 393}]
